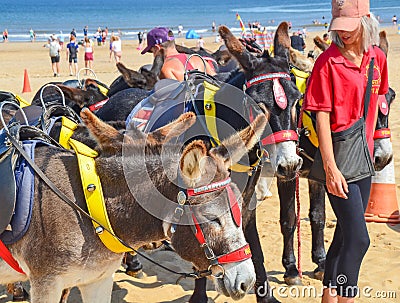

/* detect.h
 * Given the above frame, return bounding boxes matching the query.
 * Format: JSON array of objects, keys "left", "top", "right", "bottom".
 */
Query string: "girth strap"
[{"left": 69, "top": 138, "right": 132, "bottom": 253}]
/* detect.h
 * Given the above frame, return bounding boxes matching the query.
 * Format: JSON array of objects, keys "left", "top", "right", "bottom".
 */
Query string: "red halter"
[
  {"left": 88, "top": 98, "right": 109, "bottom": 112},
  {"left": 246, "top": 72, "right": 291, "bottom": 110},
  {"left": 373, "top": 128, "right": 391, "bottom": 139},
  {"left": 180, "top": 177, "right": 252, "bottom": 271},
  {"left": 261, "top": 129, "right": 299, "bottom": 146}
]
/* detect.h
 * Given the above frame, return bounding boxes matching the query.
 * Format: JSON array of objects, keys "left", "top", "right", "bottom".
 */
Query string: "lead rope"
[{"left": 296, "top": 101, "right": 304, "bottom": 279}]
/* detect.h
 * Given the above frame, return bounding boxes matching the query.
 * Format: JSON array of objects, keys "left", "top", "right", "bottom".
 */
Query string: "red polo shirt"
[{"left": 304, "top": 43, "right": 389, "bottom": 155}]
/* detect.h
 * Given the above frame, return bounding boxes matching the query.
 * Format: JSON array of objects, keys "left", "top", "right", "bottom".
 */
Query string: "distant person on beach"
[
  {"left": 83, "top": 25, "right": 88, "bottom": 37},
  {"left": 3, "top": 29, "right": 8, "bottom": 42},
  {"left": 137, "top": 31, "right": 143, "bottom": 50},
  {"left": 70, "top": 28, "right": 77, "bottom": 38},
  {"left": 44, "top": 35, "right": 62, "bottom": 77},
  {"left": 110, "top": 35, "right": 122, "bottom": 62},
  {"left": 29, "top": 28, "right": 35, "bottom": 42},
  {"left": 323, "top": 33, "right": 332, "bottom": 45},
  {"left": 197, "top": 36, "right": 204, "bottom": 50},
  {"left": 178, "top": 24, "right": 183, "bottom": 37},
  {"left": 66, "top": 35, "right": 79, "bottom": 76},
  {"left": 392, "top": 15, "right": 397, "bottom": 25},
  {"left": 290, "top": 31, "right": 306, "bottom": 52},
  {"left": 83, "top": 37, "right": 94, "bottom": 74},
  {"left": 141, "top": 27, "right": 215, "bottom": 81},
  {"left": 212, "top": 20, "right": 216, "bottom": 32}
]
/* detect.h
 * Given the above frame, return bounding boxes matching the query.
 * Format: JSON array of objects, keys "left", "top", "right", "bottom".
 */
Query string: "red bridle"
[
  {"left": 374, "top": 128, "right": 391, "bottom": 139},
  {"left": 246, "top": 72, "right": 298, "bottom": 146},
  {"left": 88, "top": 98, "right": 109, "bottom": 112},
  {"left": 173, "top": 177, "right": 252, "bottom": 276}
]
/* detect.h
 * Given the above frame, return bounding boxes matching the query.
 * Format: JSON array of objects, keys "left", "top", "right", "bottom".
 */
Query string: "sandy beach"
[{"left": 0, "top": 26, "right": 399, "bottom": 303}]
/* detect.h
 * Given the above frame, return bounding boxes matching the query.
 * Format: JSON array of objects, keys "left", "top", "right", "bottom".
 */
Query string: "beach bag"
[{"left": 308, "top": 59, "right": 375, "bottom": 184}]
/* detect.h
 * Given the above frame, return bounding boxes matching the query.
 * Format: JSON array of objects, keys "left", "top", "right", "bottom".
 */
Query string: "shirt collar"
[{"left": 330, "top": 43, "right": 376, "bottom": 68}]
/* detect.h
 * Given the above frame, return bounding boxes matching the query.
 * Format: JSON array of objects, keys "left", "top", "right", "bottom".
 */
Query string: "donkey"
[{"left": 0, "top": 109, "right": 270, "bottom": 302}]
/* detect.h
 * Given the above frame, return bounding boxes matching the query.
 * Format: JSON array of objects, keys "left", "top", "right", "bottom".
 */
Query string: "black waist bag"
[{"left": 308, "top": 117, "right": 375, "bottom": 184}]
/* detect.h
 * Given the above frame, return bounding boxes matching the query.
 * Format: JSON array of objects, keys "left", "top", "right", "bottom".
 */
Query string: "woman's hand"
[{"left": 324, "top": 161, "right": 348, "bottom": 199}]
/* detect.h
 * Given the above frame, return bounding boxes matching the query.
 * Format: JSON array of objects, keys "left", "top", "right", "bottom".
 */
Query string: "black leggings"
[{"left": 323, "top": 177, "right": 371, "bottom": 297}]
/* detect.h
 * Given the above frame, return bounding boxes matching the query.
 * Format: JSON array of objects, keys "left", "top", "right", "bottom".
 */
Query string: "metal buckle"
[
  {"left": 174, "top": 207, "right": 184, "bottom": 217},
  {"left": 177, "top": 191, "right": 187, "bottom": 205},
  {"left": 201, "top": 243, "right": 216, "bottom": 260},
  {"left": 208, "top": 264, "right": 225, "bottom": 279}
]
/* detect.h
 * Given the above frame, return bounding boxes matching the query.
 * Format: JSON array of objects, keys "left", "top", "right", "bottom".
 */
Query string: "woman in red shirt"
[{"left": 304, "top": 0, "right": 388, "bottom": 302}]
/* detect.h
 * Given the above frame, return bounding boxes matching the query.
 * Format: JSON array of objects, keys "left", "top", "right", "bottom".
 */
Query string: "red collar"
[
  {"left": 261, "top": 129, "right": 299, "bottom": 145},
  {"left": 88, "top": 98, "right": 109, "bottom": 112},
  {"left": 374, "top": 128, "right": 391, "bottom": 139}
]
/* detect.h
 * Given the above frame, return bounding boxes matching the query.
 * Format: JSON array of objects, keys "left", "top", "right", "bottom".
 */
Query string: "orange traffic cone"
[
  {"left": 365, "top": 158, "right": 400, "bottom": 224},
  {"left": 22, "top": 69, "right": 32, "bottom": 93}
]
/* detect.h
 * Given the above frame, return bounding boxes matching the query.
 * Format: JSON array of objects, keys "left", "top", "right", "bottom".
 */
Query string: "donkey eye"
[{"left": 210, "top": 217, "right": 222, "bottom": 226}]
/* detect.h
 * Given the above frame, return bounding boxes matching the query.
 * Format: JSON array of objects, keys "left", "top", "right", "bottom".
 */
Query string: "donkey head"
[
  {"left": 219, "top": 22, "right": 303, "bottom": 179},
  {"left": 172, "top": 114, "right": 266, "bottom": 299},
  {"left": 55, "top": 83, "right": 108, "bottom": 113},
  {"left": 373, "top": 31, "right": 394, "bottom": 171},
  {"left": 81, "top": 109, "right": 266, "bottom": 299}
]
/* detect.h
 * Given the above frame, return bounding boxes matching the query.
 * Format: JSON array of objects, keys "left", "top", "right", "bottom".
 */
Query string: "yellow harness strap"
[
  {"left": 68, "top": 138, "right": 132, "bottom": 253},
  {"left": 15, "top": 94, "right": 31, "bottom": 108},
  {"left": 97, "top": 84, "right": 109, "bottom": 97},
  {"left": 202, "top": 81, "right": 261, "bottom": 173},
  {"left": 59, "top": 117, "right": 78, "bottom": 149},
  {"left": 203, "top": 81, "right": 221, "bottom": 147},
  {"left": 291, "top": 67, "right": 319, "bottom": 147}
]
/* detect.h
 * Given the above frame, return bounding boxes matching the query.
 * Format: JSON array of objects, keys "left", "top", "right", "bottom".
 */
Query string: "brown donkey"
[{"left": 0, "top": 109, "right": 268, "bottom": 302}]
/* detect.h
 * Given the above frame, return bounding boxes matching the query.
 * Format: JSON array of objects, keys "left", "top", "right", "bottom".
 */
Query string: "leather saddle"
[{"left": 0, "top": 102, "right": 79, "bottom": 236}]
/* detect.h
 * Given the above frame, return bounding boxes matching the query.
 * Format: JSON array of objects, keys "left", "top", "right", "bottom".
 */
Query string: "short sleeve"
[{"left": 304, "top": 54, "right": 333, "bottom": 112}]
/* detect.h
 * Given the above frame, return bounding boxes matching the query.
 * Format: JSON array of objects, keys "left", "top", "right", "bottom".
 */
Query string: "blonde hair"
[{"left": 330, "top": 13, "right": 380, "bottom": 52}]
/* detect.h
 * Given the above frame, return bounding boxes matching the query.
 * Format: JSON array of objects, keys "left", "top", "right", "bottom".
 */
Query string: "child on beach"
[
  {"left": 66, "top": 35, "right": 79, "bottom": 76},
  {"left": 110, "top": 35, "right": 122, "bottom": 63}
]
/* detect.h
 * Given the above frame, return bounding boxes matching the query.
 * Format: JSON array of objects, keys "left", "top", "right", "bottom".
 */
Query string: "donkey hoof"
[
  {"left": 314, "top": 270, "right": 324, "bottom": 281},
  {"left": 126, "top": 268, "right": 144, "bottom": 278},
  {"left": 284, "top": 276, "right": 302, "bottom": 285},
  {"left": 12, "top": 289, "right": 29, "bottom": 302}
]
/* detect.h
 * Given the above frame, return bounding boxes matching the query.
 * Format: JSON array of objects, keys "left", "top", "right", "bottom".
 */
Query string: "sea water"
[{"left": 0, "top": 0, "right": 399, "bottom": 42}]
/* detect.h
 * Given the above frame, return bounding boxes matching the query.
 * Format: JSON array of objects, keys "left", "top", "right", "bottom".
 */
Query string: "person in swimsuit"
[
  {"left": 141, "top": 27, "right": 215, "bottom": 81},
  {"left": 83, "top": 37, "right": 94, "bottom": 74}
]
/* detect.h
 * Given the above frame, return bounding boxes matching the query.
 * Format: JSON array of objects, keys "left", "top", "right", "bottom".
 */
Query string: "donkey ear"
[
  {"left": 147, "top": 112, "right": 196, "bottom": 144},
  {"left": 80, "top": 108, "right": 135, "bottom": 153},
  {"left": 273, "top": 22, "right": 291, "bottom": 59},
  {"left": 56, "top": 84, "right": 86, "bottom": 108},
  {"left": 379, "top": 30, "right": 388, "bottom": 58},
  {"left": 116, "top": 62, "right": 147, "bottom": 89},
  {"left": 180, "top": 140, "right": 208, "bottom": 185},
  {"left": 218, "top": 25, "right": 262, "bottom": 71},
  {"left": 210, "top": 114, "right": 267, "bottom": 169}
]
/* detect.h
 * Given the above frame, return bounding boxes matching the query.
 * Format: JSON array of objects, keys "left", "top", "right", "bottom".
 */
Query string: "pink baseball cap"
[
  {"left": 329, "top": 0, "right": 370, "bottom": 31},
  {"left": 141, "top": 27, "right": 175, "bottom": 55}
]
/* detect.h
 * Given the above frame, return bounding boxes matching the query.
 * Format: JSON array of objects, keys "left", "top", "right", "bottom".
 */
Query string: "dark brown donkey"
[{"left": 0, "top": 110, "right": 269, "bottom": 302}]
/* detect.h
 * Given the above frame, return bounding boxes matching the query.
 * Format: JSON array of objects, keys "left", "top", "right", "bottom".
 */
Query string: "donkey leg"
[
  {"left": 189, "top": 278, "right": 208, "bottom": 303},
  {"left": 29, "top": 278, "right": 64, "bottom": 303},
  {"left": 9, "top": 282, "right": 29, "bottom": 302},
  {"left": 124, "top": 252, "right": 143, "bottom": 278},
  {"left": 277, "top": 178, "right": 301, "bottom": 285},
  {"left": 308, "top": 180, "right": 326, "bottom": 281},
  {"left": 245, "top": 212, "right": 280, "bottom": 303},
  {"left": 79, "top": 275, "right": 114, "bottom": 303}
]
